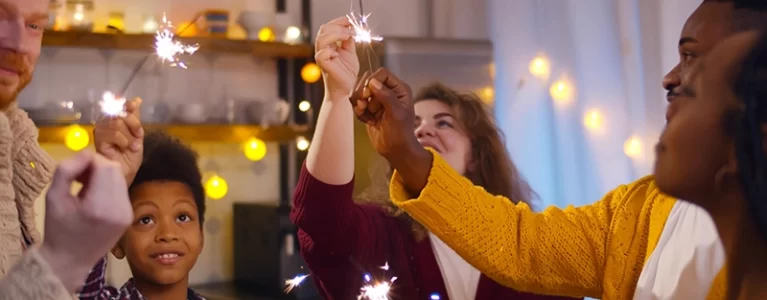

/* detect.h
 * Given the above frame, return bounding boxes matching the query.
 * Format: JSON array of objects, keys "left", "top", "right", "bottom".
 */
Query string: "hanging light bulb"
[
  {"left": 550, "top": 78, "right": 575, "bottom": 105},
  {"left": 301, "top": 63, "right": 321, "bottom": 83},
  {"left": 296, "top": 136, "right": 310, "bottom": 151},
  {"left": 298, "top": 100, "right": 311, "bottom": 112},
  {"left": 583, "top": 109, "right": 604, "bottom": 131},
  {"left": 243, "top": 137, "right": 267, "bottom": 161},
  {"left": 624, "top": 136, "right": 643, "bottom": 159},
  {"left": 65, "top": 125, "right": 90, "bottom": 151},
  {"left": 480, "top": 86, "right": 494, "bottom": 104},
  {"left": 528, "top": 54, "right": 551, "bottom": 79},
  {"left": 205, "top": 174, "right": 228, "bottom": 200}
]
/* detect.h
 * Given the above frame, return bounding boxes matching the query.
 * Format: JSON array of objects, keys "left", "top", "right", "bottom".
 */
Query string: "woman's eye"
[
  {"left": 437, "top": 120, "right": 453, "bottom": 128},
  {"left": 138, "top": 217, "right": 153, "bottom": 225}
]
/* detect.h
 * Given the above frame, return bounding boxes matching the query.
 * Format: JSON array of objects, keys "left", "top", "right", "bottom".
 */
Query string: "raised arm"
[{"left": 389, "top": 148, "right": 646, "bottom": 298}]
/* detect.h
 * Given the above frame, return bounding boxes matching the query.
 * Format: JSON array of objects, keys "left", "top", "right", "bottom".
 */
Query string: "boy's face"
[{"left": 113, "top": 181, "right": 204, "bottom": 285}]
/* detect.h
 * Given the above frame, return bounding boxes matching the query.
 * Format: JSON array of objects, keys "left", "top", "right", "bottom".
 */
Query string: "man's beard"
[{"left": 0, "top": 51, "right": 31, "bottom": 110}]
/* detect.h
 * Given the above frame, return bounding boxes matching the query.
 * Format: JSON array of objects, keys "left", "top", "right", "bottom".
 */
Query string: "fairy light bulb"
[
  {"left": 65, "top": 125, "right": 90, "bottom": 151},
  {"left": 258, "top": 27, "right": 276, "bottom": 42},
  {"left": 583, "top": 109, "right": 604, "bottom": 130},
  {"left": 284, "top": 26, "right": 302, "bottom": 44},
  {"left": 296, "top": 136, "right": 310, "bottom": 151},
  {"left": 243, "top": 137, "right": 267, "bottom": 161},
  {"left": 550, "top": 79, "right": 574, "bottom": 104},
  {"left": 624, "top": 136, "right": 643, "bottom": 159},
  {"left": 298, "top": 100, "right": 311, "bottom": 112},
  {"left": 528, "top": 55, "right": 551, "bottom": 79},
  {"left": 205, "top": 175, "right": 228, "bottom": 200},
  {"left": 480, "top": 86, "right": 494, "bottom": 104},
  {"left": 301, "top": 63, "right": 321, "bottom": 83}
]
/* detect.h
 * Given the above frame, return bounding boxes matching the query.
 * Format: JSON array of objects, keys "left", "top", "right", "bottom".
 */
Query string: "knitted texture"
[
  {"left": 0, "top": 105, "right": 55, "bottom": 277},
  {"left": 389, "top": 148, "right": 727, "bottom": 300},
  {"left": 0, "top": 248, "right": 72, "bottom": 300}
]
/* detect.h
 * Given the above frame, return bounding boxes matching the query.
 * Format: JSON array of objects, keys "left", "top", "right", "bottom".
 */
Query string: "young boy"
[{"left": 77, "top": 130, "right": 206, "bottom": 300}]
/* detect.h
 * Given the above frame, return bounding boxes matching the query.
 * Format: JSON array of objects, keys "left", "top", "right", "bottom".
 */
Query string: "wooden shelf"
[
  {"left": 42, "top": 31, "right": 314, "bottom": 58},
  {"left": 38, "top": 124, "right": 310, "bottom": 144}
]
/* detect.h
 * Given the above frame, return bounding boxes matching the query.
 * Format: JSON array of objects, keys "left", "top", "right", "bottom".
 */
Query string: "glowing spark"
[
  {"left": 358, "top": 277, "right": 397, "bottom": 300},
  {"left": 380, "top": 262, "right": 389, "bottom": 271},
  {"left": 346, "top": 13, "right": 382, "bottom": 44},
  {"left": 284, "top": 274, "right": 310, "bottom": 293},
  {"left": 430, "top": 293, "right": 441, "bottom": 300},
  {"left": 99, "top": 91, "right": 126, "bottom": 117},
  {"left": 154, "top": 14, "right": 199, "bottom": 69}
]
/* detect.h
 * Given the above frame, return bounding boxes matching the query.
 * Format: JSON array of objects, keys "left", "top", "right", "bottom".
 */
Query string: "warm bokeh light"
[
  {"left": 205, "top": 175, "right": 228, "bottom": 200},
  {"left": 296, "top": 136, "right": 310, "bottom": 151},
  {"left": 243, "top": 137, "right": 267, "bottom": 162},
  {"left": 301, "top": 63, "right": 322, "bottom": 83},
  {"left": 65, "top": 125, "right": 90, "bottom": 151},
  {"left": 176, "top": 22, "right": 197, "bottom": 37},
  {"left": 528, "top": 55, "right": 551, "bottom": 79},
  {"left": 284, "top": 26, "right": 302, "bottom": 43},
  {"left": 258, "top": 27, "right": 276, "bottom": 42},
  {"left": 298, "top": 100, "right": 311, "bottom": 112},
  {"left": 488, "top": 63, "right": 495, "bottom": 80},
  {"left": 624, "top": 136, "right": 643, "bottom": 159},
  {"left": 550, "top": 79, "right": 574, "bottom": 104},
  {"left": 480, "top": 86, "right": 494, "bottom": 104},
  {"left": 583, "top": 109, "right": 604, "bottom": 130}
]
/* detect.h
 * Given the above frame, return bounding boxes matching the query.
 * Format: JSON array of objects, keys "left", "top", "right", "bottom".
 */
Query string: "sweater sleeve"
[
  {"left": 0, "top": 248, "right": 73, "bottom": 300},
  {"left": 291, "top": 162, "right": 388, "bottom": 257},
  {"left": 389, "top": 149, "right": 639, "bottom": 298}
]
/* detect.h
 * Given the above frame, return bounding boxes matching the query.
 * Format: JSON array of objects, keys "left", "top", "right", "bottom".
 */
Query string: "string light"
[
  {"left": 583, "top": 109, "right": 604, "bottom": 131},
  {"left": 301, "top": 63, "right": 322, "bottom": 83},
  {"left": 296, "top": 137, "right": 310, "bottom": 151},
  {"left": 623, "top": 136, "right": 643, "bottom": 159},
  {"left": 528, "top": 54, "right": 551, "bottom": 80},
  {"left": 284, "top": 26, "right": 302, "bottom": 44},
  {"left": 258, "top": 27, "right": 276, "bottom": 42},
  {"left": 65, "top": 125, "right": 90, "bottom": 151},
  {"left": 243, "top": 137, "right": 267, "bottom": 161},
  {"left": 550, "top": 79, "right": 574, "bottom": 105},
  {"left": 205, "top": 174, "right": 228, "bottom": 200},
  {"left": 481, "top": 86, "right": 494, "bottom": 104},
  {"left": 298, "top": 100, "right": 311, "bottom": 112}
]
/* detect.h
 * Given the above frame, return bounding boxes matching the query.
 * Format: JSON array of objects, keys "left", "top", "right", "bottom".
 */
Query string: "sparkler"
[
  {"left": 102, "top": 13, "right": 201, "bottom": 117},
  {"left": 348, "top": 0, "right": 381, "bottom": 73},
  {"left": 284, "top": 274, "right": 310, "bottom": 293},
  {"left": 357, "top": 262, "right": 396, "bottom": 300},
  {"left": 99, "top": 91, "right": 127, "bottom": 117}
]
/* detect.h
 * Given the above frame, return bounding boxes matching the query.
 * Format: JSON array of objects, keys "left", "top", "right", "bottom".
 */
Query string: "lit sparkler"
[
  {"left": 346, "top": 13, "right": 382, "bottom": 44},
  {"left": 154, "top": 14, "right": 199, "bottom": 69},
  {"left": 284, "top": 274, "right": 310, "bottom": 293},
  {"left": 357, "top": 262, "right": 396, "bottom": 300},
  {"left": 99, "top": 91, "right": 127, "bottom": 117}
]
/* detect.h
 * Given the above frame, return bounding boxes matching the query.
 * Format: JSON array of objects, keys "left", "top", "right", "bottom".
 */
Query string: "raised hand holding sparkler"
[
  {"left": 93, "top": 97, "right": 144, "bottom": 184},
  {"left": 315, "top": 16, "right": 360, "bottom": 100}
]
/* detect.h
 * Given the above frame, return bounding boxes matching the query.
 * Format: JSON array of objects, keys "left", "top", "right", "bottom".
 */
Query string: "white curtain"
[{"left": 488, "top": 0, "right": 701, "bottom": 208}]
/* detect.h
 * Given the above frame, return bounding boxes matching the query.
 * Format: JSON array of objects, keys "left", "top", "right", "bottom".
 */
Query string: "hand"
[
  {"left": 315, "top": 16, "right": 359, "bottom": 100},
  {"left": 350, "top": 68, "right": 418, "bottom": 160},
  {"left": 94, "top": 98, "right": 144, "bottom": 184},
  {"left": 38, "top": 151, "right": 132, "bottom": 292}
]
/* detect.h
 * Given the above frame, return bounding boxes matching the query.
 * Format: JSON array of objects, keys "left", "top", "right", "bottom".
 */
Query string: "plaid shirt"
[{"left": 76, "top": 257, "right": 205, "bottom": 300}]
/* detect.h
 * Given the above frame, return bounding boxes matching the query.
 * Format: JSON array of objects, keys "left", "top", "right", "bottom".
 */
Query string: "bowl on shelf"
[
  {"left": 237, "top": 11, "right": 274, "bottom": 40},
  {"left": 175, "top": 103, "right": 208, "bottom": 124},
  {"left": 246, "top": 99, "right": 290, "bottom": 126}
]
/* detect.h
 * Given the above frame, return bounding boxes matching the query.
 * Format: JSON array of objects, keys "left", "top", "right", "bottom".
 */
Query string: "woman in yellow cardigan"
[{"left": 349, "top": 2, "right": 767, "bottom": 299}]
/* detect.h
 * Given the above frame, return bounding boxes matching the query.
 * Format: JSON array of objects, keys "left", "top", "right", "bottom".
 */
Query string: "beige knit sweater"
[{"left": 0, "top": 105, "right": 72, "bottom": 298}]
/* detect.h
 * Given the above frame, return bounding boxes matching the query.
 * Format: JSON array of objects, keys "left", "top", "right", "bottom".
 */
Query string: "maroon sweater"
[{"left": 290, "top": 164, "right": 580, "bottom": 300}]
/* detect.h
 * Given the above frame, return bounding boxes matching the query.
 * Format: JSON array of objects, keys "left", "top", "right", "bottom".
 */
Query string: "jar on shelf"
[
  {"left": 64, "top": 0, "right": 94, "bottom": 32},
  {"left": 106, "top": 11, "right": 125, "bottom": 33}
]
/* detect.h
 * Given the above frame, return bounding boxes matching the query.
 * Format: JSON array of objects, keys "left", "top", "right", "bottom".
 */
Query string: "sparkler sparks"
[
  {"left": 154, "top": 14, "right": 199, "bottom": 69},
  {"left": 346, "top": 13, "right": 382, "bottom": 44},
  {"left": 284, "top": 274, "right": 310, "bottom": 293},
  {"left": 99, "top": 91, "right": 126, "bottom": 117},
  {"left": 357, "top": 262, "right": 396, "bottom": 300}
]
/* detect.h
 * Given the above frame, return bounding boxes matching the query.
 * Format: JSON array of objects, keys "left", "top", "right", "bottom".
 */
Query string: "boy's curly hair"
[{"left": 130, "top": 130, "right": 206, "bottom": 226}]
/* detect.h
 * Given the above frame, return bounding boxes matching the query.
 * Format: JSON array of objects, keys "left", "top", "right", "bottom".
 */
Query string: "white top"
[
  {"left": 429, "top": 232, "right": 481, "bottom": 300},
  {"left": 633, "top": 201, "right": 725, "bottom": 300}
]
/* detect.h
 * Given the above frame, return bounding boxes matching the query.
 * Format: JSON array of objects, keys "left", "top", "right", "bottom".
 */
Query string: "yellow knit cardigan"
[{"left": 389, "top": 149, "right": 726, "bottom": 299}]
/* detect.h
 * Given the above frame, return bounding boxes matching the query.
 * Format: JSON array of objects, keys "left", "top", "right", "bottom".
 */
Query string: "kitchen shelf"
[
  {"left": 37, "top": 124, "right": 310, "bottom": 144},
  {"left": 42, "top": 31, "right": 314, "bottom": 58}
]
